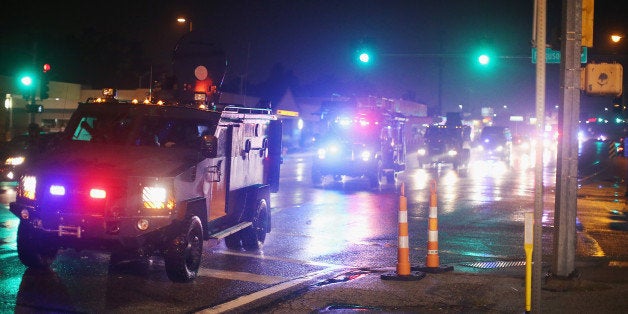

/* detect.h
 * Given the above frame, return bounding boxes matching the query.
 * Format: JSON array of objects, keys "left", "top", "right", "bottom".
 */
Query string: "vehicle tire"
[
  {"left": 16, "top": 221, "right": 58, "bottom": 268},
  {"left": 224, "top": 233, "right": 242, "bottom": 250},
  {"left": 311, "top": 166, "right": 323, "bottom": 186},
  {"left": 368, "top": 172, "right": 380, "bottom": 189},
  {"left": 377, "top": 161, "right": 385, "bottom": 185},
  {"left": 242, "top": 198, "right": 269, "bottom": 251},
  {"left": 164, "top": 216, "right": 203, "bottom": 283}
]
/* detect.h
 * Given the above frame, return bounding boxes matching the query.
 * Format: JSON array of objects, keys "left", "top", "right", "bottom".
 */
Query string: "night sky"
[{"left": 1, "top": 0, "right": 626, "bottom": 115}]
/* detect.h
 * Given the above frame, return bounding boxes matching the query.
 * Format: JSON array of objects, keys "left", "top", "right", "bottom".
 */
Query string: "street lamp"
[
  {"left": 177, "top": 17, "right": 193, "bottom": 32},
  {"left": 610, "top": 34, "right": 623, "bottom": 43}
]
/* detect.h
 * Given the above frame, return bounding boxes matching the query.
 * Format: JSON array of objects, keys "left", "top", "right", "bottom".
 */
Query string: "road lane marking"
[
  {"left": 197, "top": 268, "right": 286, "bottom": 285},
  {"left": 197, "top": 267, "right": 340, "bottom": 314},
  {"left": 215, "top": 249, "right": 346, "bottom": 269}
]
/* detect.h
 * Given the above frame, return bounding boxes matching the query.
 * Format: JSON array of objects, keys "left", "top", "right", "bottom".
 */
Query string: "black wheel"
[
  {"left": 365, "top": 160, "right": 382, "bottom": 188},
  {"left": 368, "top": 173, "right": 380, "bottom": 189},
  {"left": 224, "top": 233, "right": 243, "bottom": 250},
  {"left": 164, "top": 216, "right": 203, "bottom": 283},
  {"left": 17, "top": 221, "right": 58, "bottom": 268},
  {"left": 242, "top": 198, "right": 269, "bottom": 251},
  {"left": 311, "top": 166, "right": 323, "bottom": 186}
]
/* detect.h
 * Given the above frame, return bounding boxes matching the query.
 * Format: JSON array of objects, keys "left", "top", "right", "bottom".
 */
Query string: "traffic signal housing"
[
  {"left": 354, "top": 37, "right": 377, "bottom": 68},
  {"left": 40, "top": 72, "right": 50, "bottom": 100},
  {"left": 18, "top": 73, "right": 34, "bottom": 101},
  {"left": 26, "top": 104, "right": 43, "bottom": 113},
  {"left": 40, "top": 64, "right": 50, "bottom": 100},
  {"left": 581, "top": 63, "right": 623, "bottom": 97},
  {"left": 582, "top": 0, "right": 594, "bottom": 47}
]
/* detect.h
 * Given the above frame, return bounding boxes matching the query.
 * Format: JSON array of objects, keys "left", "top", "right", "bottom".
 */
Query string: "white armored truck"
[{"left": 10, "top": 96, "right": 282, "bottom": 282}]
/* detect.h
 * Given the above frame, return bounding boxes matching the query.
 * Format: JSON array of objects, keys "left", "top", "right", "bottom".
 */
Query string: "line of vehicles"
[{"left": 0, "top": 88, "right": 543, "bottom": 284}]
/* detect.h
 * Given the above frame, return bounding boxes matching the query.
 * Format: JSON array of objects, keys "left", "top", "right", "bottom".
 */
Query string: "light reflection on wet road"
[{"left": 1, "top": 142, "right": 621, "bottom": 312}]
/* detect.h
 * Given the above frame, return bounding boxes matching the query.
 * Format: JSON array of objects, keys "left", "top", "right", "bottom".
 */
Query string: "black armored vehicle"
[
  {"left": 417, "top": 124, "right": 471, "bottom": 170},
  {"left": 10, "top": 95, "right": 282, "bottom": 282}
]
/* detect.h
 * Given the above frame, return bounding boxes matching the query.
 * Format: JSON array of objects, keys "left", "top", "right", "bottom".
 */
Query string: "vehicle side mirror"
[{"left": 201, "top": 134, "right": 218, "bottom": 158}]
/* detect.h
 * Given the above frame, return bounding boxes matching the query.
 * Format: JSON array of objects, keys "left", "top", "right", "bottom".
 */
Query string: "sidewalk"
[{"left": 255, "top": 257, "right": 627, "bottom": 313}]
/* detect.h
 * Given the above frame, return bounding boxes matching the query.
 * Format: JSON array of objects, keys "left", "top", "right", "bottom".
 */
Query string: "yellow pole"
[{"left": 524, "top": 212, "right": 534, "bottom": 313}]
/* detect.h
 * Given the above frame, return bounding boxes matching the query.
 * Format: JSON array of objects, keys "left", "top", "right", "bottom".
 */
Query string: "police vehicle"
[
  {"left": 10, "top": 91, "right": 282, "bottom": 282},
  {"left": 311, "top": 106, "right": 406, "bottom": 188}
]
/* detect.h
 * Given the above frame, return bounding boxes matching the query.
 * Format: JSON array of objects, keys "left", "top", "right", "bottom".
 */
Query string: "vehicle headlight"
[
  {"left": 142, "top": 186, "right": 174, "bottom": 209},
  {"left": 496, "top": 145, "right": 504, "bottom": 152},
  {"left": 447, "top": 150, "right": 458, "bottom": 156},
  {"left": 318, "top": 144, "right": 340, "bottom": 159},
  {"left": 360, "top": 150, "right": 372, "bottom": 161},
  {"left": 317, "top": 148, "right": 327, "bottom": 159},
  {"left": 5, "top": 156, "right": 25, "bottom": 166},
  {"left": 418, "top": 148, "right": 427, "bottom": 156},
  {"left": 19, "top": 175, "right": 37, "bottom": 200}
]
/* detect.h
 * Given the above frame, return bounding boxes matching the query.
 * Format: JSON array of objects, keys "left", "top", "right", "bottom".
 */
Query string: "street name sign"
[{"left": 531, "top": 47, "right": 587, "bottom": 64}]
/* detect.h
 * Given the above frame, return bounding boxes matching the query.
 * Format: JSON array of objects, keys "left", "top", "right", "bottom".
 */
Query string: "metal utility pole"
[
  {"left": 29, "top": 42, "right": 38, "bottom": 125},
  {"left": 532, "top": 0, "right": 547, "bottom": 311},
  {"left": 553, "top": 0, "right": 581, "bottom": 277}
]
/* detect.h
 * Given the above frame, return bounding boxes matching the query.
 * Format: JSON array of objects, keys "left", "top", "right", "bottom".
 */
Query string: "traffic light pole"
[
  {"left": 29, "top": 43, "right": 38, "bottom": 125},
  {"left": 532, "top": 0, "right": 546, "bottom": 312},
  {"left": 553, "top": 0, "right": 581, "bottom": 278}
]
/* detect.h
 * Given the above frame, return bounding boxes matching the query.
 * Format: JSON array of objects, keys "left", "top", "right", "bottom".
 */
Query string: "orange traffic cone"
[
  {"left": 414, "top": 180, "right": 453, "bottom": 273},
  {"left": 382, "top": 183, "right": 425, "bottom": 281}
]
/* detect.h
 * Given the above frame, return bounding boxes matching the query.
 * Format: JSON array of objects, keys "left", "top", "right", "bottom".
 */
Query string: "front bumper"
[
  {"left": 9, "top": 201, "right": 175, "bottom": 250},
  {"left": 418, "top": 152, "right": 460, "bottom": 165},
  {"left": 312, "top": 157, "right": 377, "bottom": 177}
]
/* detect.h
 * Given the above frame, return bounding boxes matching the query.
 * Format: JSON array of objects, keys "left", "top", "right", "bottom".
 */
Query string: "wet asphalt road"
[{"left": 0, "top": 142, "right": 620, "bottom": 313}]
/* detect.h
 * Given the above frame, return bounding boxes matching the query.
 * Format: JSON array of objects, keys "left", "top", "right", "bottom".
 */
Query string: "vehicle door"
[{"left": 203, "top": 125, "right": 230, "bottom": 221}]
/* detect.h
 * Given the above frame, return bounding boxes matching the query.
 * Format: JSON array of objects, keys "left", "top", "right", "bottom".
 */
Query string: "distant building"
[{"left": 1, "top": 76, "right": 428, "bottom": 148}]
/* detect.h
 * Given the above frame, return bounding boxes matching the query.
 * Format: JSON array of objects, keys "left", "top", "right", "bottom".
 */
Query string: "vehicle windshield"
[
  {"left": 424, "top": 127, "right": 460, "bottom": 140},
  {"left": 68, "top": 108, "right": 216, "bottom": 149},
  {"left": 480, "top": 127, "right": 510, "bottom": 142}
]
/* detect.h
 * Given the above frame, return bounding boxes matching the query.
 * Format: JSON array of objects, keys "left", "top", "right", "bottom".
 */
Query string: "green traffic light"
[
  {"left": 478, "top": 54, "right": 490, "bottom": 65},
  {"left": 20, "top": 76, "right": 33, "bottom": 86},
  {"left": 359, "top": 52, "right": 370, "bottom": 63}
]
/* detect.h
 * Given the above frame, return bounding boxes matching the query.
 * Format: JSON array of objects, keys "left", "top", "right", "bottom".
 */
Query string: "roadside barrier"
[
  {"left": 381, "top": 182, "right": 425, "bottom": 281},
  {"left": 413, "top": 180, "right": 453, "bottom": 273}
]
